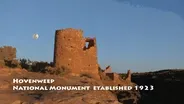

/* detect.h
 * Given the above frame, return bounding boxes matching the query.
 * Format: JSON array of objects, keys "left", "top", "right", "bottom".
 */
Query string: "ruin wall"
[
  {"left": 53, "top": 28, "right": 100, "bottom": 79},
  {"left": 0, "top": 46, "right": 16, "bottom": 61}
]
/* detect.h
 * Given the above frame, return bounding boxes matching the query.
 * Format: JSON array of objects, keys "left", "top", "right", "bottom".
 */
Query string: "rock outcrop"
[
  {"left": 104, "top": 65, "right": 112, "bottom": 73},
  {"left": 125, "top": 70, "right": 131, "bottom": 81}
]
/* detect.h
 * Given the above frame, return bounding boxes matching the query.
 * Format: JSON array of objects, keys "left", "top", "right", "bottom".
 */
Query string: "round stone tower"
[{"left": 53, "top": 28, "right": 100, "bottom": 79}]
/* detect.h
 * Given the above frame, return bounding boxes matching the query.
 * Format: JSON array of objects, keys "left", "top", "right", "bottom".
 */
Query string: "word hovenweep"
[{"left": 13, "top": 79, "right": 55, "bottom": 84}]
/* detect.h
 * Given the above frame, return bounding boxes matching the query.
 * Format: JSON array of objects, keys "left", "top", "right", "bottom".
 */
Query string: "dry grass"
[
  {"left": 80, "top": 73, "right": 93, "bottom": 78},
  {"left": 45, "top": 66, "right": 70, "bottom": 76}
]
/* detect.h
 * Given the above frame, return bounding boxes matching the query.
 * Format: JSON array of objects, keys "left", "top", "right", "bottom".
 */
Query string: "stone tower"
[{"left": 53, "top": 28, "right": 100, "bottom": 79}]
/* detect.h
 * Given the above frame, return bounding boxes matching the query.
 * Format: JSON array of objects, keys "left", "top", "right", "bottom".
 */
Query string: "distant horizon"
[
  {"left": 1, "top": 0, "right": 184, "bottom": 73},
  {"left": 1, "top": 43, "right": 184, "bottom": 73}
]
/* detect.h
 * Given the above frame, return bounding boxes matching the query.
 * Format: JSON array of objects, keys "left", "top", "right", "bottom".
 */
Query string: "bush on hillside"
[{"left": 46, "top": 66, "right": 70, "bottom": 76}]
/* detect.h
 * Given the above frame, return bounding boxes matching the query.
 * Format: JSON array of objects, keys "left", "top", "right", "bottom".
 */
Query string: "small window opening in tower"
[
  {"left": 83, "top": 38, "right": 95, "bottom": 50},
  {"left": 85, "top": 42, "right": 89, "bottom": 48}
]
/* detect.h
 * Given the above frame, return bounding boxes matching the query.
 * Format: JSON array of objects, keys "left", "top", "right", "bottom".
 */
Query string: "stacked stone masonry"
[
  {"left": 53, "top": 28, "right": 100, "bottom": 79},
  {"left": 0, "top": 46, "right": 16, "bottom": 61}
]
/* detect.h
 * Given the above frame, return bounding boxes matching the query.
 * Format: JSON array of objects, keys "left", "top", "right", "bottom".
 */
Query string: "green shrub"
[
  {"left": 4, "top": 59, "right": 21, "bottom": 68},
  {"left": 121, "top": 73, "right": 127, "bottom": 79}
]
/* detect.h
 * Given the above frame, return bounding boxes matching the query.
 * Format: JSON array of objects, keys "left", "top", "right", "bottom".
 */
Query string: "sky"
[{"left": 0, "top": 0, "right": 184, "bottom": 73}]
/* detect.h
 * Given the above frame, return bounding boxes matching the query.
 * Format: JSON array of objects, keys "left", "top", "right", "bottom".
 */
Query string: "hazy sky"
[{"left": 0, "top": 0, "right": 184, "bottom": 73}]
